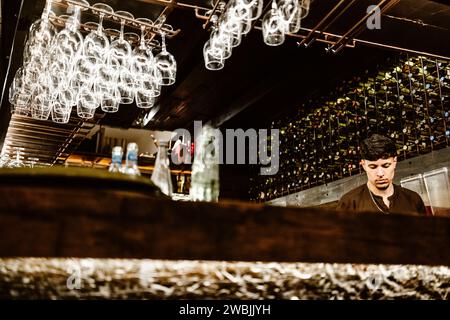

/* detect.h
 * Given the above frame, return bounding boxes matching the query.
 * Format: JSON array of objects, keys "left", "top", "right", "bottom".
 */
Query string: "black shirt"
[{"left": 336, "top": 184, "right": 427, "bottom": 215}]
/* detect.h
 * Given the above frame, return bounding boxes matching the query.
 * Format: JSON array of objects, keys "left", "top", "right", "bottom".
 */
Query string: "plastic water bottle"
[
  {"left": 109, "top": 146, "right": 123, "bottom": 173},
  {"left": 123, "top": 142, "right": 140, "bottom": 176}
]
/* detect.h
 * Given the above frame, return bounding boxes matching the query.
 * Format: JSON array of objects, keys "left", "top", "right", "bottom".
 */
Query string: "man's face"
[{"left": 361, "top": 157, "right": 397, "bottom": 191}]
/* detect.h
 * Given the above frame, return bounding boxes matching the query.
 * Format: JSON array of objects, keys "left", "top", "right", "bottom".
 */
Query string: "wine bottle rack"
[{"left": 250, "top": 55, "right": 450, "bottom": 202}]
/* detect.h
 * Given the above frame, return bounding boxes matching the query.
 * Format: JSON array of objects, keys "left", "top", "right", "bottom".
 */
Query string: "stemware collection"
[
  {"left": 203, "top": 0, "right": 310, "bottom": 70},
  {"left": 8, "top": 0, "right": 311, "bottom": 122},
  {"left": 8, "top": 0, "right": 177, "bottom": 123}
]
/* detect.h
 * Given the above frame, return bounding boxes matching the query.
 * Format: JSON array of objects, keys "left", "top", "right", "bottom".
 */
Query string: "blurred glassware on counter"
[
  {"left": 0, "top": 153, "right": 10, "bottom": 168},
  {"left": 190, "top": 124, "right": 220, "bottom": 202},
  {"left": 8, "top": 147, "right": 26, "bottom": 168},
  {"left": 28, "top": 157, "right": 40, "bottom": 168},
  {"left": 171, "top": 193, "right": 192, "bottom": 201},
  {"left": 151, "top": 141, "right": 173, "bottom": 197}
]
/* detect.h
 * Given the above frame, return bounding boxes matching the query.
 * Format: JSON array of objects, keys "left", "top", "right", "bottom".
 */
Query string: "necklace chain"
[{"left": 368, "top": 185, "right": 390, "bottom": 214}]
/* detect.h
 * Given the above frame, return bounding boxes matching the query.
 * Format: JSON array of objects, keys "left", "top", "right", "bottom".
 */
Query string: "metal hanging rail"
[
  {"left": 135, "top": 0, "right": 212, "bottom": 12},
  {"left": 194, "top": 0, "right": 450, "bottom": 61},
  {"left": 201, "top": 0, "right": 223, "bottom": 29},
  {"left": 326, "top": 0, "right": 398, "bottom": 53},
  {"left": 52, "top": 0, "right": 181, "bottom": 39},
  {"left": 298, "top": 0, "right": 348, "bottom": 47}
]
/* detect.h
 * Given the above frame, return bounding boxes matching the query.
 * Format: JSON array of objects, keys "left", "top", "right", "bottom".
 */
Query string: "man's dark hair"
[{"left": 360, "top": 134, "right": 397, "bottom": 160}]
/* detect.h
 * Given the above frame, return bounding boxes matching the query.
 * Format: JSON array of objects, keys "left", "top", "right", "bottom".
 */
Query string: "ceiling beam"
[{"left": 208, "top": 79, "right": 276, "bottom": 128}]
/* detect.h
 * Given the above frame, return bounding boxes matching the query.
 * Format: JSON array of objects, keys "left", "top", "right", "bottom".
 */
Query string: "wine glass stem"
[
  {"left": 42, "top": 0, "right": 51, "bottom": 20},
  {"left": 74, "top": 7, "right": 81, "bottom": 25},
  {"left": 68, "top": 6, "right": 81, "bottom": 31},
  {"left": 98, "top": 14, "right": 105, "bottom": 32},
  {"left": 161, "top": 33, "right": 166, "bottom": 52},
  {"left": 140, "top": 26, "right": 145, "bottom": 47},
  {"left": 120, "top": 20, "right": 125, "bottom": 41}
]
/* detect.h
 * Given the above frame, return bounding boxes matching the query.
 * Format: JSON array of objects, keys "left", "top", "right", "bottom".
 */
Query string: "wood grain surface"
[{"left": 0, "top": 183, "right": 449, "bottom": 266}]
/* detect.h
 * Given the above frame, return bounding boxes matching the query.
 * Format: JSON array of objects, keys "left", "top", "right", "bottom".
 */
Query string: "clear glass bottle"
[
  {"left": 0, "top": 153, "right": 10, "bottom": 168},
  {"left": 151, "top": 141, "right": 173, "bottom": 196},
  {"left": 9, "top": 147, "right": 25, "bottom": 168},
  {"left": 190, "top": 124, "right": 220, "bottom": 202},
  {"left": 123, "top": 142, "right": 140, "bottom": 176},
  {"left": 109, "top": 146, "right": 123, "bottom": 173},
  {"left": 176, "top": 173, "right": 184, "bottom": 193},
  {"left": 183, "top": 175, "right": 191, "bottom": 194}
]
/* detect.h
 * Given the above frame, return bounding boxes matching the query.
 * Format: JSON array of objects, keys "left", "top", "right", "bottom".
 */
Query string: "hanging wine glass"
[
  {"left": 121, "top": 32, "right": 140, "bottom": 104},
  {"left": 236, "top": 0, "right": 264, "bottom": 21},
  {"left": 52, "top": 101, "right": 72, "bottom": 124},
  {"left": 101, "top": 85, "right": 121, "bottom": 113},
  {"left": 227, "top": 1, "right": 250, "bottom": 23},
  {"left": 262, "top": 0, "right": 285, "bottom": 46},
  {"left": 84, "top": 3, "right": 112, "bottom": 61},
  {"left": 8, "top": 68, "right": 21, "bottom": 105},
  {"left": 96, "top": 28, "right": 120, "bottom": 102},
  {"left": 23, "top": 0, "right": 56, "bottom": 66},
  {"left": 300, "top": 0, "right": 311, "bottom": 19},
  {"left": 110, "top": 10, "right": 134, "bottom": 104},
  {"left": 59, "top": 86, "right": 78, "bottom": 108},
  {"left": 109, "top": 11, "right": 133, "bottom": 68},
  {"left": 210, "top": 28, "right": 233, "bottom": 59},
  {"left": 31, "top": 92, "right": 53, "bottom": 120},
  {"left": 51, "top": 1, "right": 87, "bottom": 115},
  {"left": 132, "top": 17, "right": 162, "bottom": 100},
  {"left": 9, "top": 68, "right": 32, "bottom": 116},
  {"left": 136, "top": 90, "right": 156, "bottom": 109},
  {"left": 279, "top": 0, "right": 301, "bottom": 34},
  {"left": 203, "top": 39, "right": 225, "bottom": 71},
  {"left": 77, "top": 84, "right": 98, "bottom": 119},
  {"left": 96, "top": 55, "right": 120, "bottom": 113},
  {"left": 218, "top": 11, "right": 243, "bottom": 48},
  {"left": 148, "top": 41, "right": 163, "bottom": 97},
  {"left": 131, "top": 18, "right": 155, "bottom": 75},
  {"left": 155, "top": 31, "right": 177, "bottom": 86},
  {"left": 53, "top": 1, "right": 86, "bottom": 63}
]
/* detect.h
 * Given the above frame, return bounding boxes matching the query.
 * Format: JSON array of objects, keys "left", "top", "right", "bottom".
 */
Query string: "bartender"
[{"left": 336, "top": 134, "right": 426, "bottom": 215}]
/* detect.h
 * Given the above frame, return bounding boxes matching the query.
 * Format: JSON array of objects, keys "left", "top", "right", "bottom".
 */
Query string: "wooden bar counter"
[{"left": 0, "top": 167, "right": 449, "bottom": 299}]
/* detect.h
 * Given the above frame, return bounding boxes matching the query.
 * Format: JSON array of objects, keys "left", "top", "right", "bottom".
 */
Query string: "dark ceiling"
[
  {"left": 1, "top": 0, "right": 450, "bottom": 150},
  {"left": 151, "top": 0, "right": 450, "bottom": 132}
]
